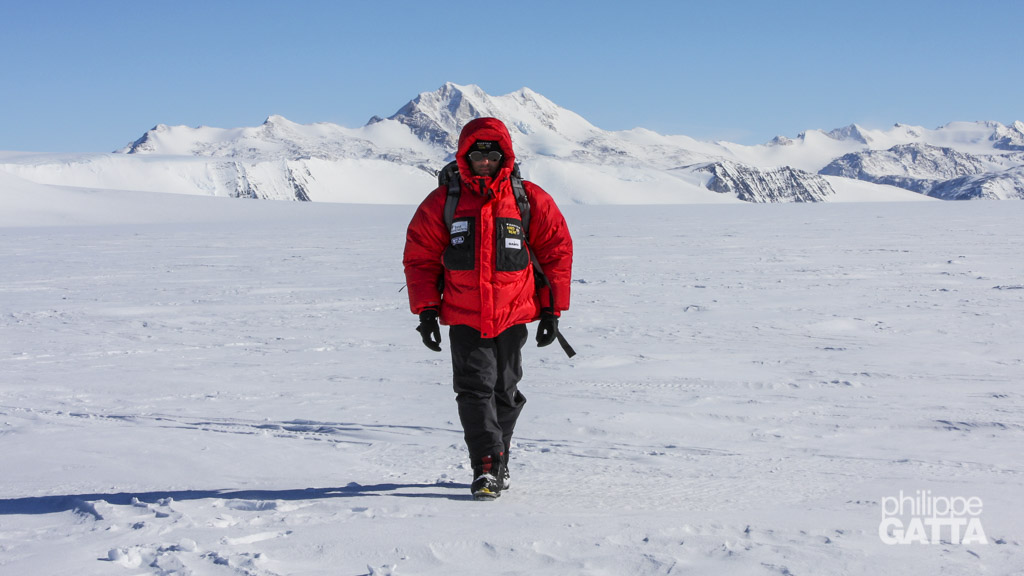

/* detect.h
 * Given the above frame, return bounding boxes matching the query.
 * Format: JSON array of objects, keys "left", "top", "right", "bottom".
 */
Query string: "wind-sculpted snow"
[
  {"left": 2, "top": 182, "right": 1024, "bottom": 573},
  {"left": 1, "top": 186, "right": 1023, "bottom": 574}
]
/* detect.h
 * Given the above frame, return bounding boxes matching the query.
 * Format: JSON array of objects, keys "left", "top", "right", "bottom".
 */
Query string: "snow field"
[{"left": 1, "top": 190, "right": 1023, "bottom": 575}]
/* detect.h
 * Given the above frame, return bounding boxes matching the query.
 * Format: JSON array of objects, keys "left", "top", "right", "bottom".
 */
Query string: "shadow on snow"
[{"left": 0, "top": 481, "right": 474, "bottom": 517}]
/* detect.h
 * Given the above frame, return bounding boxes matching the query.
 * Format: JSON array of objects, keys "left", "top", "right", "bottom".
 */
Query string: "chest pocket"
[
  {"left": 496, "top": 217, "right": 529, "bottom": 272},
  {"left": 443, "top": 217, "right": 475, "bottom": 271}
]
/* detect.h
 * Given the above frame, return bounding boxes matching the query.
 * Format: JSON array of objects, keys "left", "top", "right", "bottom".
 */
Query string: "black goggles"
[{"left": 468, "top": 150, "right": 503, "bottom": 163}]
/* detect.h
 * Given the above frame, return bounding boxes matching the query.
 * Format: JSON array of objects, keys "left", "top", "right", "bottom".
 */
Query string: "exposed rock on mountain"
[
  {"left": 927, "top": 167, "right": 1024, "bottom": 200},
  {"left": 2, "top": 83, "right": 1022, "bottom": 204},
  {"left": 992, "top": 121, "right": 1024, "bottom": 151},
  {"left": 827, "top": 124, "right": 873, "bottom": 145},
  {"left": 819, "top": 144, "right": 991, "bottom": 195},
  {"left": 700, "top": 161, "right": 834, "bottom": 203}
]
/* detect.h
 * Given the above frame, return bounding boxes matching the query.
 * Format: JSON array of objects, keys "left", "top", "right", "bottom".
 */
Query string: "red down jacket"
[{"left": 403, "top": 117, "right": 573, "bottom": 339}]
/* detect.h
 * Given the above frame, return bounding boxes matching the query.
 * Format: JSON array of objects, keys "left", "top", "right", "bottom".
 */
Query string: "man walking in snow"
[{"left": 403, "top": 117, "right": 573, "bottom": 500}]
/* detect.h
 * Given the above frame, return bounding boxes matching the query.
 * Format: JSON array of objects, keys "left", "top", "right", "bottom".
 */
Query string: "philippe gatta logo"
[{"left": 879, "top": 490, "right": 987, "bottom": 545}]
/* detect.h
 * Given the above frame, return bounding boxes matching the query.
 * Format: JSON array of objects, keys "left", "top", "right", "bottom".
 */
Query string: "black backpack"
[{"left": 437, "top": 160, "right": 575, "bottom": 357}]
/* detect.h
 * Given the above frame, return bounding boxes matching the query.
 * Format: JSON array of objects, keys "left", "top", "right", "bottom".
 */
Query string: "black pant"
[{"left": 449, "top": 324, "right": 528, "bottom": 464}]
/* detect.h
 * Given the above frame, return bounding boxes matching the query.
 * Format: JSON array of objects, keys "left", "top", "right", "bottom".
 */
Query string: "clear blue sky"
[{"left": 2, "top": 0, "right": 1021, "bottom": 152}]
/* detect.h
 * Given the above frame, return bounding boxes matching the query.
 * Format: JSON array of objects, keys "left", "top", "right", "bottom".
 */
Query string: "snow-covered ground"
[{"left": 1, "top": 180, "right": 1023, "bottom": 575}]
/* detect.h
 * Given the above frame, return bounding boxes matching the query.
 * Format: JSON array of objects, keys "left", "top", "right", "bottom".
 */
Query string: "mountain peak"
[
  {"left": 827, "top": 124, "right": 872, "bottom": 145},
  {"left": 119, "top": 124, "right": 169, "bottom": 154},
  {"left": 438, "top": 81, "right": 485, "bottom": 98},
  {"left": 374, "top": 82, "right": 598, "bottom": 151},
  {"left": 993, "top": 120, "right": 1024, "bottom": 151},
  {"left": 372, "top": 83, "right": 497, "bottom": 149},
  {"left": 263, "top": 115, "right": 294, "bottom": 125}
]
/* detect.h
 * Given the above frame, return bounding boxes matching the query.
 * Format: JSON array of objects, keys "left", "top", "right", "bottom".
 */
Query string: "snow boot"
[
  {"left": 501, "top": 450, "right": 511, "bottom": 490},
  {"left": 471, "top": 453, "right": 504, "bottom": 500}
]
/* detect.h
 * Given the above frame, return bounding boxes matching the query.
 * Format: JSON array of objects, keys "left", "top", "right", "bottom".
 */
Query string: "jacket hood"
[{"left": 455, "top": 117, "right": 516, "bottom": 191}]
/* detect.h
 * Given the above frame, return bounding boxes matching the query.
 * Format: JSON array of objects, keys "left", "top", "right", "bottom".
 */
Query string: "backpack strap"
[
  {"left": 507, "top": 170, "right": 544, "bottom": 288},
  {"left": 443, "top": 175, "right": 460, "bottom": 234},
  {"left": 510, "top": 172, "right": 531, "bottom": 238},
  {"left": 439, "top": 160, "right": 461, "bottom": 233}
]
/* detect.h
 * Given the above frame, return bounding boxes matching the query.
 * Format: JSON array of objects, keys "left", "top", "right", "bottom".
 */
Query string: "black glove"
[
  {"left": 536, "top": 310, "right": 558, "bottom": 347},
  {"left": 416, "top": 308, "right": 442, "bottom": 352}
]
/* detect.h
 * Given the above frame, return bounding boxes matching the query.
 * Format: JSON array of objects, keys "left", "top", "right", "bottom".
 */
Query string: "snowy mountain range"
[{"left": 2, "top": 82, "right": 1023, "bottom": 203}]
